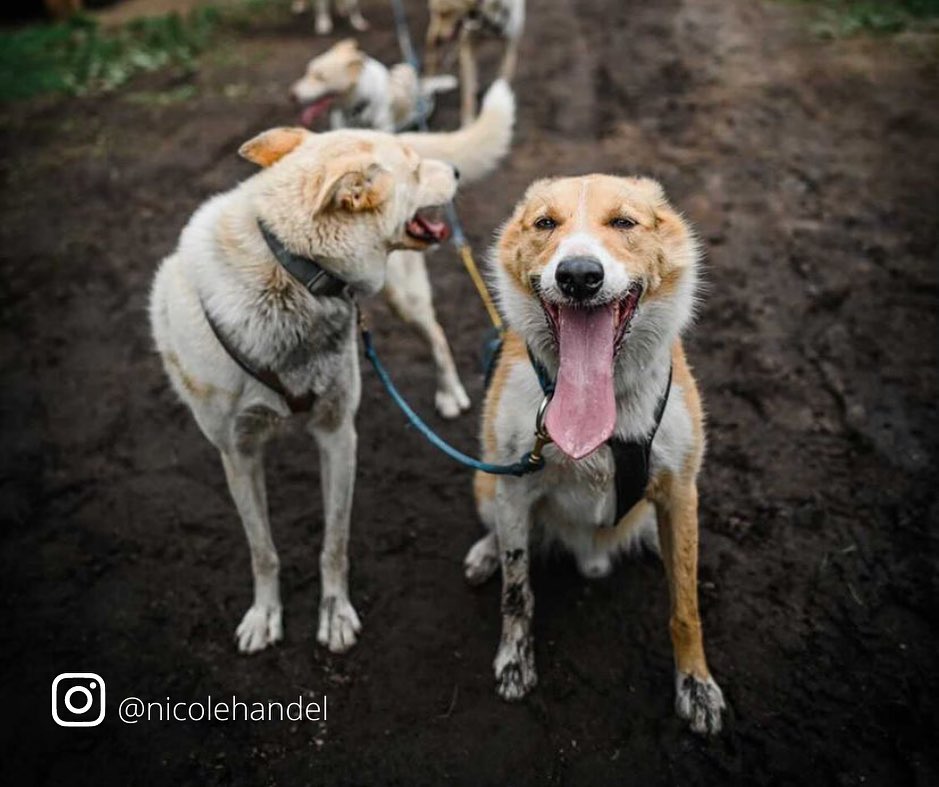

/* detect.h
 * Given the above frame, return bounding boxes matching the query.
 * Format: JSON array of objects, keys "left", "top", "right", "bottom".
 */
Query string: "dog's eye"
[
  {"left": 610, "top": 216, "right": 637, "bottom": 230},
  {"left": 534, "top": 216, "right": 557, "bottom": 231}
]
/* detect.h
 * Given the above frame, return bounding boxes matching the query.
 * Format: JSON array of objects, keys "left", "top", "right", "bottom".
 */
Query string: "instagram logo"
[{"left": 52, "top": 673, "right": 106, "bottom": 727}]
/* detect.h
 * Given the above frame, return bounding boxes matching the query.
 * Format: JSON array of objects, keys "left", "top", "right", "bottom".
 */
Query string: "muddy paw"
[
  {"left": 317, "top": 595, "right": 361, "bottom": 653},
  {"left": 675, "top": 671, "right": 725, "bottom": 735},
  {"left": 494, "top": 635, "right": 537, "bottom": 701},
  {"left": 464, "top": 534, "right": 499, "bottom": 586},
  {"left": 235, "top": 603, "right": 283, "bottom": 654},
  {"left": 435, "top": 385, "right": 471, "bottom": 419}
]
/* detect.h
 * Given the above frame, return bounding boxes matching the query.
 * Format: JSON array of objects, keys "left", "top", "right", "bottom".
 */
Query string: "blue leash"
[{"left": 360, "top": 326, "right": 548, "bottom": 477}]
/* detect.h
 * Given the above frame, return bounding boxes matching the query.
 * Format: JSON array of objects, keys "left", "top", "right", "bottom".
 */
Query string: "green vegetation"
[
  {"left": 796, "top": 0, "right": 939, "bottom": 36},
  {"left": 0, "top": 0, "right": 285, "bottom": 103}
]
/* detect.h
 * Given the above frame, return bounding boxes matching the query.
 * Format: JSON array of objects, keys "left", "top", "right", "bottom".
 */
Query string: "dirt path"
[{"left": 1, "top": 0, "right": 937, "bottom": 784}]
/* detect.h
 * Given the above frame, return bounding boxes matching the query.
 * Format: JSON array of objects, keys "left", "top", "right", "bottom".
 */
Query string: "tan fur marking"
[
  {"left": 164, "top": 352, "right": 216, "bottom": 401},
  {"left": 238, "top": 127, "right": 309, "bottom": 168}
]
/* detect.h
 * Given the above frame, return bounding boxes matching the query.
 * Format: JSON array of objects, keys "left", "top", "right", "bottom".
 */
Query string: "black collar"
[
  {"left": 258, "top": 220, "right": 349, "bottom": 298},
  {"left": 528, "top": 348, "right": 673, "bottom": 526}
]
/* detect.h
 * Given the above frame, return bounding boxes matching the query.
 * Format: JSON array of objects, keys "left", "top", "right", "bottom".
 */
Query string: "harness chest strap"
[
  {"left": 527, "top": 350, "right": 673, "bottom": 524},
  {"left": 200, "top": 220, "right": 350, "bottom": 414}
]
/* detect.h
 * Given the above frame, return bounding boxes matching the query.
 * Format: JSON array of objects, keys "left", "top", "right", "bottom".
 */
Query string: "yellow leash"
[{"left": 456, "top": 243, "right": 503, "bottom": 331}]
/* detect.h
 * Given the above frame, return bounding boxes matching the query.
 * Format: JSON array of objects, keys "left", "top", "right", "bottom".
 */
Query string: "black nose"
[
  {"left": 452, "top": 165, "right": 461, "bottom": 181},
  {"left": 555, "top": 256, "right": 604, "bottom": 301}
]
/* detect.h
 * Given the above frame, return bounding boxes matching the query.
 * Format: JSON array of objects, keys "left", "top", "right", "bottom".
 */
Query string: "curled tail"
[{"left": 398, "top": 80, "right": 516, "bottom": 184}]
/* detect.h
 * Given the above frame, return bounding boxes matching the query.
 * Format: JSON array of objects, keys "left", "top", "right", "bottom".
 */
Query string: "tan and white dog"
[
  {"left": 467, "top": 175, "right": 726, "bottom": 734},
  {"left": 292, "top": 0, "right": 369, "bottom": 36},
  {"left": 425, "top": 0, "right": 525, "bottom": 125},
  {"left": 149, "top": 108, "right": 511, "bottom": 656},
  {"left": 291, "top": 38, "right": 456, "bottom": 133}
]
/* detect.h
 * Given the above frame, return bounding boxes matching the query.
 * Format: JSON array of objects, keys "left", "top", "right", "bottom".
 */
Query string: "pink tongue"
[
  {"left": 300, "top": 96, "right": 334, "bottom": 127},
  {"left": 544, "top": 305, "right": 617, "bottom": 460}
]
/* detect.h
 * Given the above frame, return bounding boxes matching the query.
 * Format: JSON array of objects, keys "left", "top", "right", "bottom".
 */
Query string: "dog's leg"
[
  {"left": 499, "top": 37, "right": 519, "bottom": 81},
  {"left": 310, "top": 415, "right": 361, "bottom": 653},
  {"left": 492, "top": 477, "right": 537, "bottom": 700},
  {"left": 656, "top": 482, "right": 725, "bottom": 734},
  {"left": 221, "top": 448, "right": 283, "bottom": 654},
  {"left": 465, "top": 471, "right": 499, "bottom": 584},
  {"left": 344, "top": 0, "right": 369, "bottom": 31},
  {"left": 458, "top": 29, "right": 479, "bottom": 126},
  {"left": 383, "top": 251, "right": 470, "bottom": 419},
  {"left": 424, "top": 19, "right": 441, "bottom": 76},
  {"left": 314, "top": 0, "right": 332, "bottom": 34}
]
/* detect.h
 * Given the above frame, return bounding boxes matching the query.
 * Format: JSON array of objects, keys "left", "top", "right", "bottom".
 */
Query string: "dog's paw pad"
[
  {"left": 675, "top": 672, "right": 725, "bottom": 735},
  {"left": 235, "top": 603, "right": 283, "bottom": 654},
  {"left": 494, "top": 636, "right": 537, "bottom": 701},
  {"left": 317, "top": 595, "right": 361, "bottom": 654},
  {"left": 464, "top": 537, "right": 499, "bottom": 586}
]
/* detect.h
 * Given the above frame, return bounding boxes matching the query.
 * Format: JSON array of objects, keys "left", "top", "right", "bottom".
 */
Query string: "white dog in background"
[{"left": 291, "top": 38, "right": 456, "bottom": 133}]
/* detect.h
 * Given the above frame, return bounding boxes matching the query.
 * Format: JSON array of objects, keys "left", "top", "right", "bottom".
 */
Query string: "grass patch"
[
  {"left": 0, "top": 0, "right": 285, "bottom": 103},
  {"left": 794, "top": 0, "right": 939, "bottom": 36}
]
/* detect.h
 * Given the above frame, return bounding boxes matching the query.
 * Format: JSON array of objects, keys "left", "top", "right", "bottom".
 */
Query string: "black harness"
[
  {"left": 486, "top": 333, "right": 672, "bottom": 525},
  {"left": 201, "top": 221, "right": 350, "bottom": 413}
]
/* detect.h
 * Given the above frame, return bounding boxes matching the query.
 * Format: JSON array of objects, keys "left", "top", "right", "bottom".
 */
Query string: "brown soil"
[{"left": 2, "top": 1, "right": 938, "bottom": 785}]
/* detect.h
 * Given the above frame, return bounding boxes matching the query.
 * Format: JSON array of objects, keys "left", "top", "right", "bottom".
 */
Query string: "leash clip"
[{"left": 527, "top": 393, "right": 553, "bottom": 467}]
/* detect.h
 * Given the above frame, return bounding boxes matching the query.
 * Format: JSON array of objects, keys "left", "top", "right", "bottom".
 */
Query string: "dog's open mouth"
[
  {"left": 404, "top": 207, "right": 450, "bottom": 245},
  {"left": 299, "top": 93, "right": 337, "bottom": 127},
  {"left": 539, "top": 284, "right": 643, "bottom": 461}
]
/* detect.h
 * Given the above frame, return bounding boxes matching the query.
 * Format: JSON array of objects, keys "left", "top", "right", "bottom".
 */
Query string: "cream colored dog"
[
  {"left": 149, "top": 109, "right": 511, "bottom": 655},
  {"left": 468, "top": 175, "right": 725, "bottom": 734},
  {"left": 291, "top": 38, "right": 456, "bottom": 133},
  {"left": 425, "top": 0, "right": 525, "bottom": 125}
]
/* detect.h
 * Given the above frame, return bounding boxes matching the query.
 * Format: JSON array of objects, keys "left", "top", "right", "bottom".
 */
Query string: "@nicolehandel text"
[{"left": 118, "top": 694, "right": 328, "bottom": 724}]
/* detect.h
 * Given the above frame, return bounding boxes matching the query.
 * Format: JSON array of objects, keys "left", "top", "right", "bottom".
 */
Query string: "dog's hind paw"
[
  {"left": 349, "top": 12, "right": 369, "bottom": 31},
  {"left": 435, "top": 385, "right": 471, "bottom": 419},
  {"left": 317, "top": 595, "right": 361, "bottom": 653},
  {"left": 675, "top": 671, "right": 725, "bottom": 735},
  {"left": 494, "top": 634, "right": 537, "bottom": 701},
  {"left": 235, "top": 603, "right": 283, "bottom": 654}
]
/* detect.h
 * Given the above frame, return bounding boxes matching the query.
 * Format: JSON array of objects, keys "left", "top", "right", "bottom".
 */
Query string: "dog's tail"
[
  {"left": 399, "top": 79, "right": 516, "bottom": 185},
  {"left": 419, "top": 74, "right": 458, "bottom": 96}
]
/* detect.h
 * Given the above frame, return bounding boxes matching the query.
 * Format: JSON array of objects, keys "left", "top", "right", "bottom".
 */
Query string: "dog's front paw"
[
  {"left": 235, "top": 603, "right": 283, "bottom": 654},
  {"left": 494, "top": 634, "right": 537, "bottom": 701},
  {"left": 317, "top": 595, "right": 361, "bottom": 653},
  {"left": 435, "top": 384, "right": 471, "bottom": 419},
  {"left": 314, "top": 14, "right": 333, "bottom": 34},
  {"left": 675, "top": 671, "right": 725, "bottom": 735}
]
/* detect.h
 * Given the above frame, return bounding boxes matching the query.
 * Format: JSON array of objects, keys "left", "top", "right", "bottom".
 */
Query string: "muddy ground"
[{"left": 2, "top": 0, "right": 938, "bottom": 784}]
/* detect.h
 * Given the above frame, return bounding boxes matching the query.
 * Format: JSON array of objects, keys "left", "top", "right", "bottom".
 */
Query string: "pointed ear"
[
  {"left": 313, "top": 163, "right": 394, "bottom": 214},
  {"left": 238, "top": 127, "right": 310, "bottom": 168}
]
